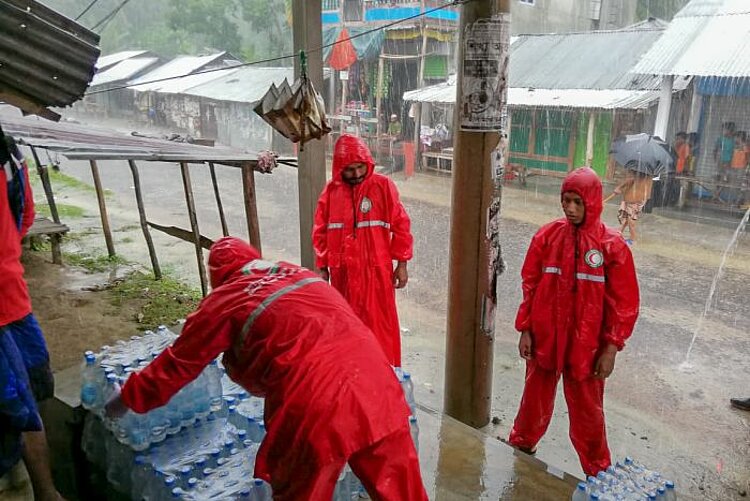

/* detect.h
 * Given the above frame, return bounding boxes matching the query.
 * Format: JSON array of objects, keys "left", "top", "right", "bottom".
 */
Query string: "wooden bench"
[{"left": 27, "top": 217, "right": 69, "bottom": 264}]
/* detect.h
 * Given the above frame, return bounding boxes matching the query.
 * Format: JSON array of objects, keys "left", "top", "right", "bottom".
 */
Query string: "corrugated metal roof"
[
  {"left": 182, "top": 67, "right": 294, "bottom": 104},
  {"left": 633, "top": 0, "right": 750, "bottom": 77},
  {"left": 0, "top": 110, "right": 267, "bottom": 167},
  {"left": 0, "top": 0, "right": 100, "bottom": 120},
  {"left": 96, "top": 50, "right": 148, "bottom": 70},
  {"left": 403, "top": 80, "right": 660, "bottom": 110},
  {"left": 509, "top": 22, "right": 667, "bottom": 90},
  {"left": 128, "top": 53, "right": 234, "bottom": 92},
  {"left": 91, "top": 57, "right": 160, "bottom": 88},
  {"left": 137, "top": 67, "right": 239, "bottom": 95}
]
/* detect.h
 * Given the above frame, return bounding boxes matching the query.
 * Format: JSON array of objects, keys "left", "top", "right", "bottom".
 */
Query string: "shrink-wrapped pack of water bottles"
[
  {"left": 571, "top": 458, "right": 677, "bottom": 501},
  {"left": 80, "top": 326, "right": 419, "bottom": 500}
]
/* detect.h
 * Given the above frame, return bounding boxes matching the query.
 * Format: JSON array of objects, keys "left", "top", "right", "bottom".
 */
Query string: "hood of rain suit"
[
  {"left": 208, "top": 237, "right": 261, "bottom": 289},
  {"left": 560, "top": 167, "right": 603, "bottom": 231},
  {"left": 515, "top": 167, "right": 639, "bottom": 380},
  {"left": 331, "top": 134, "right": 374, "bottom": 185}
]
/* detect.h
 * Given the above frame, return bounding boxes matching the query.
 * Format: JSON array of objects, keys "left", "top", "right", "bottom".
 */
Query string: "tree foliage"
[
  {"left": 43, "top": 0, "right": 293, "bottom": 61},
  {"left": 637, "top": 0, "right": 691, "bottom": 21}
]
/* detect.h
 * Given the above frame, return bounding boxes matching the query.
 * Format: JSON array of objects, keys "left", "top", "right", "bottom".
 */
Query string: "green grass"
[
  {"left": 64, "top": 252, "right": 129, "bottom": 273},
  {"left": 110, "top": 271, "right": 202, "bottom": 328},
  {"left": 28, "top": 163, "right": 113, "bottom": 197},
  {"left": 35, "top": 203, "right": 85, "bottom": 218}
]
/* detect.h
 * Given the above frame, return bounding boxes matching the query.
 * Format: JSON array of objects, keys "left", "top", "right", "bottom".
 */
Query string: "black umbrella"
[{"left": 610, "top": 133, "right": 674, "bottom": 177}]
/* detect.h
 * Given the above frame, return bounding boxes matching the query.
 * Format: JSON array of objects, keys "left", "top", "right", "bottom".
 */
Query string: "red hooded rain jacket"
[
  {"left": 515, "top": 168, "right": 639, "bottom": 381},
  {"left": 121, "top": 237, "right": 411, "bottom": 485},
  {"left": 312, "top": 134, "right": 413, "bottom": 366}
]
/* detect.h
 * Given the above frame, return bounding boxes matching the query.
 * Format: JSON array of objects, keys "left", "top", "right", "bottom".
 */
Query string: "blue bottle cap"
[
  {"left": 577, "top": 482, "right": 586, "bottom": 490},
  {"left": 164, "top": 476, "right": 176, "bottom": 486},
  {"left": 666, "top": 480, "right": 675, "bottom": 489},
  {"left": 187, "top": 478, "right": 198, "bottom": 489},
  {"left": 179, "top": 465, "right": 192, "bottom": 477},
  {"left": 253, "top": 478, "right": 263, "bottom": 486}
]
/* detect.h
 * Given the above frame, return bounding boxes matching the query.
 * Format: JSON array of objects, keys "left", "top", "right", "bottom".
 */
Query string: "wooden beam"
[
  {"left": 89, "top": 160, "right": 115, "bottom": 257},
  {"left": 208, "top": 162, "right": 229, "bottom": 237},
  {"left": 241, "top": 162, "right": 262, "bottom": 253},
  {"left": 127, "top": 160, "right": 161, "bottom": 280},
  {"left": 180, "top": 162, "right": 208, "bottom": 297},
  {"left": 29, "top": 146, "right": 60, "bottom": 224},
  {"left": 147, "top": 221, "right": 214, "bottom": 250}
]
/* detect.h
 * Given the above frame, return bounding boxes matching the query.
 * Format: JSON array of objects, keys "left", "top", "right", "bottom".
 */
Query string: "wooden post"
[
  {"left": 29, "top": 146, "right": 60, "bottom": 224},
  {"left": 179, "top": 162, "right": 208, "bottom": 297},
  {"left": 208, "top": 163, "right": 229, "bottom": 237},
  {"left": 89, "top": 160, "right": 116, "bottom": 257},
  {"left": 375, "top": 54, "right": 385, "bottom": 143},
  {"left": 293, "top": 0, "right": 327, "bottom": 270},
  {"left": 128, "top": 160, "right": 161, "bottom": 280},
  {"left": 241, "top": 162, "right": 262, "bottom": 253},
  {"left": 444, "top": 0, "right": 511, "bottom": 428}
]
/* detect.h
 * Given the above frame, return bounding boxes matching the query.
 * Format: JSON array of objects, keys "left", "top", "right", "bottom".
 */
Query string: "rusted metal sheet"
[{"left": 0, "top": 0, "right": 100, "bottom": 120}]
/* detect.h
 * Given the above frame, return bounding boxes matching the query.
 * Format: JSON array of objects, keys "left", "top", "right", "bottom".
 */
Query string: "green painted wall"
[
  {"left": 573, "top": 112, "right": 588, "bottom": 169},
  {"left": 592, "top": 112, "right": 613, "bottom": 177},
  {"left": 509, "top": 156, "right": 569, "bottom": 173}
]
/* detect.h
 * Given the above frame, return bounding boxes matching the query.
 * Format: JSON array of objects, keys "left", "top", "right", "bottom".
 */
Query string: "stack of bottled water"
[
  {"left": 81, "top": 331, "right": 421, "bottom": 500},
  {"left": 571, "top": 458, "right": 677, "bottom": 501}
]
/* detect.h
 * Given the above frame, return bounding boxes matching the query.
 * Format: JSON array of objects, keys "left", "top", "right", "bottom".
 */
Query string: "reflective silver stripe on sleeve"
[
  {"left": 327, "top": 223, "right": 344, "bottom": 229},
  {"left": 238, "top": 277, "right": 324, "bottom": 344},
  {"left": 576, "top": 273, "right": 605, "bottom": 283},
  {"left": 543, "top": 266, "right": 562, "bottom": 275},
  {"left": 356, "top": 220, "right": 391, "bottom": 229}
]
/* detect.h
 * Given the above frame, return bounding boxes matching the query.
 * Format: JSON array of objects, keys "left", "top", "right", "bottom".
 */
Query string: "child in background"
[{"left": 609, "top": 168, "right": 654, "bottom": 245}]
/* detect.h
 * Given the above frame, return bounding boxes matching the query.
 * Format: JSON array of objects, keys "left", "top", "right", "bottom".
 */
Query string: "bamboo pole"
[
  {"left": 208, "top": 162, "right": 229, "bottom": 237},
  {"left": 127, "top": 160, "right": 161, "bottom": 280},
  {"left": 241, "top": 162, "right": 262, "bottom": 253},
  {"left": 89, "top": 160, "right": 116, "bottom": 257},
  {"left": 180, "top": 162, "right": 208, "bottom": 297}
]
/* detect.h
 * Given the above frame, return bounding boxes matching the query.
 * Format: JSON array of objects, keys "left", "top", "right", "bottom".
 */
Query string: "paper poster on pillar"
[{"left": 459, "top": 14, "right": 510, "bottom": 132}]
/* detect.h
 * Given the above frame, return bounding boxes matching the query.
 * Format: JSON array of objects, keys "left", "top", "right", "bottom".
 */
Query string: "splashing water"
[{"left": 679, "top": 207, "right": 750, "bottom": 372}]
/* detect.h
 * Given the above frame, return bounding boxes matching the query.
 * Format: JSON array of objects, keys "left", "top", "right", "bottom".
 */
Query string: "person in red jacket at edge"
[
  {"left": 507, "top": 167, "right": 640, "bottom": 477},
  {"left": 0, "top": 131, "right": 63, "bottom": 501},
  {"left": 313, "top": 134, "right": 413, "bottom": 367},
  {"left": 105, "top": 237, "right": 428, "bottom": 501}
]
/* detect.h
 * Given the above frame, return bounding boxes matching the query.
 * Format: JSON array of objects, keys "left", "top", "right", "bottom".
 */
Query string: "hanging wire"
[
  {"left": 75, "top": 0, "right": 100, "bottom": 21},
  {"left": 86, "top": 0, "right": 472, "bottom": 96},
  {"left": 91, "top": 0, "right": 133, "bottom": 32}
]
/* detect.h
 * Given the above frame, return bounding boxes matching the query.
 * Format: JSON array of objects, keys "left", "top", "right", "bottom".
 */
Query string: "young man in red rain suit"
[
  {"left": 106, "top": 237, "right": 428, "bottom": 501},
  {"left": 313, "top": 134, "right": 413, "bottom": 366},
  {"left": 507, "top": 167, "right": 640, "bottom": 477}
]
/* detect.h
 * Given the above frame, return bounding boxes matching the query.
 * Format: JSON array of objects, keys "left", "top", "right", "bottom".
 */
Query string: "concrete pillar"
[{"left": 653, "top": 75, "right": 674, "bottom": 140}]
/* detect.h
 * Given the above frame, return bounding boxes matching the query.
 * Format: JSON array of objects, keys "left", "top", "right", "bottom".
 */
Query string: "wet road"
[{"left": 56, "top": 147, "right": 750, "bottom": 499}]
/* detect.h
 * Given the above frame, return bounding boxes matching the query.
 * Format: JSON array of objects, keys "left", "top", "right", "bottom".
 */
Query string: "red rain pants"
[
  {"left": 508, "top": 361, "right": 611, "bottom": 477},
  {"left": 271, "top": 428, "right": 428, "bottom": 501}
]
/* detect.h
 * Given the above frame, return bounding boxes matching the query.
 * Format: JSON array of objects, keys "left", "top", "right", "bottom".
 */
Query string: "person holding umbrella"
[
  {"left": 607, "top": 167, "right": 653, "bottom": 245},
  {"left": 607, "top": 134, "right": 674, "bottom": 244}
]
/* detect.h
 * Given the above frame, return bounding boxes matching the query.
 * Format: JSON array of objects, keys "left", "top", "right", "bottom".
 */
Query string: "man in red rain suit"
[
  {"left": 106, "top": 237, "right": 428, "bottom": 501},
  {"left": 507, "top": 167, "right": 640, "bottom": 477},
  {"left": 313, "top": 134, "right": 413, "bottom": 367}
]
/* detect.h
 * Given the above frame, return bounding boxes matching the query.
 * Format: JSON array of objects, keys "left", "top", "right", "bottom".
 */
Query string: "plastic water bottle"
[
  {"left": 663, "top": 481, "right": 676, "bottom": 501},
  {"left": 409, "top": 415, "right": 419, "bottom": 453},
  {"left": 206, "top": 360, "right": 224, "bottom": 412},
  {"left": 402, "top": 372, "right": 416, "bottom": 413},
  {"left": 572, "top": 482, "right": 588, "bottom": 501},
  {"left": 130, "top": 455, "right": 152, "bottom": 501},
  {"left": 250, "top": 478, "right": 272, "bottom": 501},
  {"left": 80, "top": 352, "right": 100, "bottom": 410},
  {"left": 334, "top": 466, "right": 352, "bottom": 501}
]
